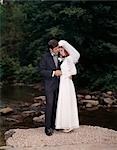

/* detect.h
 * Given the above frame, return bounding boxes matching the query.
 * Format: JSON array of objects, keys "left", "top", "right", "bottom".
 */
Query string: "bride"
[{"left": 55, "top": 40, "right": 80, "bottom": 132}]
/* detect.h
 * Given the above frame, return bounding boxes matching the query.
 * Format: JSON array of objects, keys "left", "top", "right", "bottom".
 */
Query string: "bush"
[
  {"left": 0, "top": 53, "right": 41, "bottom": 84},
  {"left": 0, "top": 55, "right": 19, "bottom": 83},
  {"left": 15, "top": 64, "right": 41, "bottom": 83},
  {"left": 76, "top": 64, "right": 117, "bottom": 91}
]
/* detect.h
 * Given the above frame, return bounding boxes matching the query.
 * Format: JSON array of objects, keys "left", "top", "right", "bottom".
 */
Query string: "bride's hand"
[{"left": 55, "top": 70, "right": 62, "bottom": 76}]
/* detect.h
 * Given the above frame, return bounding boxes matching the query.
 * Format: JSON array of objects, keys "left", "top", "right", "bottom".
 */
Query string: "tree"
[{"left": 0, "top": 1, "right": 117, "bottom": 90}]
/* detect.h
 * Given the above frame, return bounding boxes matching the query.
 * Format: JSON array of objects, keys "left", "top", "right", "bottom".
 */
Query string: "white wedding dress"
[{"left": 55, "top": 40, "right": 80, "bottom": 129}]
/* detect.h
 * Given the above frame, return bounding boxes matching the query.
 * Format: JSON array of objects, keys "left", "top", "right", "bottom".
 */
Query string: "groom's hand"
[{"left": 54, "top": 70, "right": 62, "bottom": 76}]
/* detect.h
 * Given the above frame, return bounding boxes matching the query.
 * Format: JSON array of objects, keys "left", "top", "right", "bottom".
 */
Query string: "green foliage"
[
  {"left": 92, "top": 72, "right": 117, "bottom": 91},
  {"left": 0, "top": 1, "right": 117, "bottom": 90},
  {"left": 0, "top": 54, "right": 19, "bottom": 82},
  {"left": 15, "top": 64, "right": 41, "bottom": 83},
  {"left": 77, "top": 64, "right": 117, "bottom": 91},
  {"left": 0, "top": 53, "right": 40, "bottom": 83}
]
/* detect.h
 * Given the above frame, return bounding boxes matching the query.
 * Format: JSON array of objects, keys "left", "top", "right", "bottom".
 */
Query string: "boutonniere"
[{"left": 58, "top": 57, "right": 63, "bottom": 62}]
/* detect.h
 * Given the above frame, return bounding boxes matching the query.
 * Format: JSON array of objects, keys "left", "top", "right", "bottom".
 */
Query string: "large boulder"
[
  {"left": 0, "top": 107, "right": 13, "bottom": 115},
  {"left": 4, "top": 126, "right": 117, "bottom": 149}
]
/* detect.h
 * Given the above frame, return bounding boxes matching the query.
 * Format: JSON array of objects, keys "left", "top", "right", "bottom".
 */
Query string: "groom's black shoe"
[{"left": 45, "top": 128, "right": 53, "bottom": 136}]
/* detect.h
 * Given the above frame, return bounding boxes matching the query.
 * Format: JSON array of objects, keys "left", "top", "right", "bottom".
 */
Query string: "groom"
[{"left": 39, "top": 39, "right": 62, "bottom": 136}]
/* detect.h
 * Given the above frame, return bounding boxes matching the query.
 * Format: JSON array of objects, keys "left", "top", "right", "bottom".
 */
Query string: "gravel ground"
[{"left": 3, "top": 125, "right": 117, "bottom": 150}]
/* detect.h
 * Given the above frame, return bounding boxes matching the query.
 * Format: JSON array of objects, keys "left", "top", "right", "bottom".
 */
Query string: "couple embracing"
[{"left": 39, "top": 39, "right": 80, "bottom": 136}]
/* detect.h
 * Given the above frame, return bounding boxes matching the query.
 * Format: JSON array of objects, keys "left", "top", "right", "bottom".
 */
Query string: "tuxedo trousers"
[{"left": 45, "top": 87, "right": 59, "bottom": 129}]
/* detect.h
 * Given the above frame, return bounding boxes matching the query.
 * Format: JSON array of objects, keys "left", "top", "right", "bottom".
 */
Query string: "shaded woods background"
[{"left": 0, "top": 0, "right": 117, "bottom": 91}]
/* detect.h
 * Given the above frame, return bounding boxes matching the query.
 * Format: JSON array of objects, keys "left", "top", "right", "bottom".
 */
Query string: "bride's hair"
[
  {"left": 59, "top": 46, "right": 69, "bottom": 57},
  {"left": 64, "top": 49, "right": 69, "bottom": 57}
]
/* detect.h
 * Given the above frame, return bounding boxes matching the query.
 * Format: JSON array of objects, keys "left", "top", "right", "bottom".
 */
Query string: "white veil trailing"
[{"left": 58, "top": 40, "right": 80, "bottom": 64}]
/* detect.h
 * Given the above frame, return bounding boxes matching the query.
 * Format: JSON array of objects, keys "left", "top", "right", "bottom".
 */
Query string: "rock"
[
  {"left": 77, "top": 94, "right": 84, "bottom": 99},
  {"left": 34, "top": 96, "right": 46, "bottom": 101},
  {"left": 43, "top": 100, "right": 46, "bottom": 105},
  {"left": 20, "top": 102, "right": 30, "bottom": 107},
  {"left": 0, "top": 107, "right": 13, "bottom": 115},
  {"left": 112, "top": 105, "right": 117, "bottom": 108},
  {"left": 107, "top": 104, "right": 112, "bottom": 108},
  {"left": 102, "top": 93, "right": 108, "bottom": 98},
  {"left": 91, "top": 95, "right": 98, "bottom": 100},
  {"left": 30, "top": 102, "right": 42, "bottom": 108},
  {"left": 5, "top": 126, "right": 117, "bottom": 149},
  {"left": 34, "top": 97, "right": 41, "bottom": 101},
  {"left": 98, "top": 96, "right": 107, "bottom": 105},
  {"left": 81, "top": 100, "right": 99, "bottom": 106},
  {"left": 86, "top": 106, "right": 99, "bottom": 111},
  {"left": 33, "top": 114, "right": 45, "bottom": 123},
  {"left": 5, "top": 129, "right": 15, "bottom": 140},
  {"left": 79, "top": 105, "right": 84, "bottom": 109},
  {"left": 6, "top": 115, "right": 23, "bottom": 123},
  {"left": 30, "top": 102, "right": 43, "bottom": 113},
  {"left": 107, "top": 91, "right": 113, "bottom": 95},
  {"left": 81, "top": 105, "right": 86, "bottom": 109},
  {"left": 86, "top": 103, "right": 92, "bottom": 108},
  {"left": 22, "top": 110, "right": 36, "bottom": 117},
  {"left": 6, "top": 118, "right": 20, "bottom": 123},
  {"left": 85, "top": 95, "right": 91, "bottom": 100},
  {"left": 40, "top": 111, "right": 45, "bottom": 114},
  {"left": 33, "top": 96, "right": 46, "bottom": 105},
  {"left": 113, "top": 99, "right": 117, "bottom": 104},
  {"left": 0, "top": 146, "right": 12, "bottom": 149},
  {"left": 104, "top": 98, "right": 113, "bottom": 104},
  {"left": 98, "top": 104, "right": 105, "bottom": 108},
  {"left": 78, "top": 100, "right": 83, "bottom": 105}
]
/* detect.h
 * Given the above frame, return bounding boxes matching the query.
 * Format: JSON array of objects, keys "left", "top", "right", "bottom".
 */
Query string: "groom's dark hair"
[{"left": 48, "top": 39, "right": 58, "bottom": 50}]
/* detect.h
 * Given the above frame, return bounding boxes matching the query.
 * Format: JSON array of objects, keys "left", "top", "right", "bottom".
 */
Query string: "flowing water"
[{"left": 0, "top": 85, "right": 117, "bottom": 146}]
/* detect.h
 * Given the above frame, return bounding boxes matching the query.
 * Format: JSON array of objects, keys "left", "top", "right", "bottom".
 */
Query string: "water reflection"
[{"left": 0, "top": 85, "right": 37, "bottom": 107}]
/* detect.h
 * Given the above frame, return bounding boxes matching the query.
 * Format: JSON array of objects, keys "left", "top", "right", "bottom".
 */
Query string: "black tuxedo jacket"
[{"left": 39, "top": 52, "right": 60, "bottom": 93}]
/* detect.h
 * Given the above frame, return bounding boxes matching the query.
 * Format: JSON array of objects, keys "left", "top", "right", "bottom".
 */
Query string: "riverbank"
[
  {"left": 1, "top": 125, "right": 117, "bottom": 150},
  {"left": 0, "top": 90, "right": 117, "bottom": 127},
  {"left": 0, "top": 85, "right": 117, "bottom": 147}
]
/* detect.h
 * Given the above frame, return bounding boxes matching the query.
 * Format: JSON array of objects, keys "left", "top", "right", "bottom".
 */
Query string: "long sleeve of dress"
[
  {"left": 63, "top": 56, "right": 77, "bottom": 78},
  {"left": 59, "top": 40, "right": 80, "bottom": 64}
]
